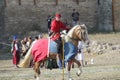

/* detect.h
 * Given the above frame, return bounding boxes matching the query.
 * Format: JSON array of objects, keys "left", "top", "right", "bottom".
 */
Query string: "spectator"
[
  {"left": 26, "top": 36, "right": 32, "bottom": 49},
  {"left": 11, "top": 35, "right": 20, "bottom": 68},
  {"left": 31, "top": 36, "right": 39, "bottom": 47},
  {"left": 29, "top": 36, "right": 39, "bottom": 67},
  {"left": 38, "top": 33, "right": 43, "bottom": 39},
  {"left": 75, "top": 41, "right": 84, "bottom": 67},
  {"left": 23, "top": 37, "right": 28, "bottom": 43},
  {"left": 21, "top": 39, "right": 28, "bottom": 56},
  {"left": 47, "top": 15, "right": 52, "bottom": 34},
  {"left": 71, "top": 9, "right": 80, "bottom": 26}
]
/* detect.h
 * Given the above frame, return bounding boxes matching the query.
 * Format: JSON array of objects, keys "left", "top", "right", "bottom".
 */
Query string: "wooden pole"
[
  {"left": 98, "top": 0, "right": 100, "bottom": 5},
  {"left": 4, "top": 0, "right": 7, "bottom": 7},
  {"left": 76, "top": 0, "right": 79, "bottom": 5},
  {"left": 33, "top": 0, "right": 36, "bottom": 5},
  {"left": 55, "top": 0, "right": 58, "bottom": 5},
  {"left": 62, "top": 39, "right": 65, "bottom": 80},
  {"left": 112, "top": 0, "right": 116, "bottom": 32},
  {"left": 18, "top": 0, "right": 21, "bottom": 5}
]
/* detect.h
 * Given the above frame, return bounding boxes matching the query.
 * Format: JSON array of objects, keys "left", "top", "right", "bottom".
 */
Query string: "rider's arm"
[{"left": 61, "top": 22, "right": 70, "bottom": 31}]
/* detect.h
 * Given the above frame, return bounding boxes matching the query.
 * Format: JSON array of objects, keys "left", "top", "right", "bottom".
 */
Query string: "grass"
[
  {"left": 89, "top": 32, "right": 120, "bottom": 44},
  {"left": 0, "top": 48, "right": 11, "bottom": 53},
  {"left": 0, "top": 32, "right": 120, "bottom": 80}
]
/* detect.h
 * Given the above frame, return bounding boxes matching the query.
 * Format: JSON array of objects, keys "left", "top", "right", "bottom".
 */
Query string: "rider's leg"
[
  {"left": 55, "top": 38, "right": 63, "bottom": 69},
  {"left": 56, "top": 54, "right": 62, "bottom": 69}
]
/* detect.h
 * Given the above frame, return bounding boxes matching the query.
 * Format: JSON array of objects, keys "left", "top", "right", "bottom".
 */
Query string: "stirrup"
[{"left": 76, "top": 69, "right": 82, "bottom": 76}]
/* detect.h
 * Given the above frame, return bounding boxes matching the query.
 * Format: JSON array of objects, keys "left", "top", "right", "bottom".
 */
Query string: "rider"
[{"left": 50, "top": 13, "right": 70, "bottom": 69}]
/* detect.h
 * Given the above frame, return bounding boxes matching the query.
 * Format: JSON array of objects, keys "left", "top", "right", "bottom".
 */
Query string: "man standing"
[
  {"left": 47, "top": 15, "right": 52, "bottom": 34},
  {"left": 50, "top": 13, "right": 70, "bottom": 69},
  {"left": 75, "top": 41, "right": 84, "bottom": 67},
  {"left": 71, "top": 9, "right": 80, "bottom": 26}
]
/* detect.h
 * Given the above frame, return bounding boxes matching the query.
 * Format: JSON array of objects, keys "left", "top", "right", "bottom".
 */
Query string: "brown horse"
[{"left": 19, "top": 24, "right": 89, "bottom": 80}]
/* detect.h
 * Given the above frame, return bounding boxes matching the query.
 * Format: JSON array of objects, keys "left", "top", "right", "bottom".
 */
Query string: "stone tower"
[
  {"left": 0, "top": 0, "right": 5, "bottom": 36},
  {"left": 97, "top": 0, "right": 113, "bottom": 32}
]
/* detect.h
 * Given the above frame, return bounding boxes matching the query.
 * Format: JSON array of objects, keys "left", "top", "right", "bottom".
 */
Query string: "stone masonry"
[
  {"left": 113, "top": 0, "right": 120, "bottom": 31},
  {"left": 0, "top": 0, "right": 120, "bottom": 38},
  {"left": 0, "top": 0, "right": 5, "bottom": 36},
  {"left": 4, "top": 0, "right": 98, "bottom": 36}
]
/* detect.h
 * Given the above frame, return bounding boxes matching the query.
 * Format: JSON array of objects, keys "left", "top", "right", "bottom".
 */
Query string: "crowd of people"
[
  {"left": 11, "top": 9, "right": 85, "bottom": 69},
  {"left": 11, "top": 34, "right": 43, "bottom": 68}
]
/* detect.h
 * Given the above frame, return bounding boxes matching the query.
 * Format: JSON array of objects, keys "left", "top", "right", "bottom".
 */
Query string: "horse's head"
[
  {"left": 64, "top": 24, "right": 89, "bottom": 45},
  {"left": 73, "top": 24, "right": 89, "bottom": 42}
]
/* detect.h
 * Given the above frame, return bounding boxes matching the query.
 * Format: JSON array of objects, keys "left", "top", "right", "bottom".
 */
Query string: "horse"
[
  {"left": 63, "top": 24, "right": 89, "bottom": 80},
  {"left": 18, "top": 24, "right": 89, "bottom": 80}
]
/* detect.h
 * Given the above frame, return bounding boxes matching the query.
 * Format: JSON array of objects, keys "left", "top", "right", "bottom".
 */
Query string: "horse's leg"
[
  {"left": 33, "top": 62, "right": 41, "bottom": 80},
  {"left": 67, "top": 61, "right": 73, "bottom": 80},
  {"left": 73, "top": 58, "right": 82, "bottom": 76}
]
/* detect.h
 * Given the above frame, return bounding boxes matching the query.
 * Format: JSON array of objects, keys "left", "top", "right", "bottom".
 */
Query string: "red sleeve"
[{"left": 60, "top": 22, "right": 69, "bottom": 30}]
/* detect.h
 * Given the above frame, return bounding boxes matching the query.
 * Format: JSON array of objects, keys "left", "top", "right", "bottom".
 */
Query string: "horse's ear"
[
  {"left": 80, "top": 24, "right": 86, "bottom": 29},
  {"left": 81, "top": 24, "right": 85, "bottom": 27}
]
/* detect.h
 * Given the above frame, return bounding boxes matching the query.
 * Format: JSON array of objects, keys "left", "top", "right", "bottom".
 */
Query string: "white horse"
[{"left": 18, "top": 24, "right": 89, "bottom": 80}]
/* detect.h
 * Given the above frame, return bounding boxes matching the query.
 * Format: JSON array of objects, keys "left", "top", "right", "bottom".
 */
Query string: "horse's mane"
[
  {"left": 64, "top": 25, "right": 80, "bottom": 42},
  {"left": 63, "top": 24, "right": 87, "bottom": 42},
  {"left": 67, "top": 25, "right": 79, "bottom": 37}
]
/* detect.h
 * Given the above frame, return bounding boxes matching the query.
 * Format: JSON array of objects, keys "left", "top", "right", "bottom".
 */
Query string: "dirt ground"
[{"left": 0, "top": 33, "right": 120, "bottom": 80}]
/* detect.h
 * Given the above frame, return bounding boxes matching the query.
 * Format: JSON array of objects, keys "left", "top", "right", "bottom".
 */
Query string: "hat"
[
  {"left": 55, "top": 13, "right": 61, "bottom": 18},
  {"left": 13, "top": 35, "right": 18, "bottom": 40}
]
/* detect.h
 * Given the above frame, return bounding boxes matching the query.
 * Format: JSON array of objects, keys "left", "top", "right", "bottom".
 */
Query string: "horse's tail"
[{"left": 18, "top": 47, "right": 32, "bottom": 68}]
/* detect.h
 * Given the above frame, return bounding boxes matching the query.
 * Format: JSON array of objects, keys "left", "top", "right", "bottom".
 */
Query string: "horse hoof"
[
  {"left": 68, "top": 78, "right": 73, "bottom": 80},
  {"left": 76, "top": 72, "right": 80, "bottom": 76},
  {"left": 76, "top": 71, "right": 82, "bottom": 76},
  {"left": 34, "top": 75, "right": 36, "bottom": 78},
  {"left": 36, "top": 77, "right": 40, "bottom": 80}
]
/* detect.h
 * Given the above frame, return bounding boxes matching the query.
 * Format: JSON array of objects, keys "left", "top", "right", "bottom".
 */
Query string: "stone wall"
[
  {"left": 4, "top": 0, "right": 98, "bottom": 36},
  {"left": 0, "top": 0, "right": 5, "bottom": 36},
  {"left": 113, "top": 0, "right": 120, "bottom": 32},
  {"left": 0, "top": 0, "right": 120, "bottom": 38},
  {"left": 97, "top": 0, "right": 113, "bottom": 32}
]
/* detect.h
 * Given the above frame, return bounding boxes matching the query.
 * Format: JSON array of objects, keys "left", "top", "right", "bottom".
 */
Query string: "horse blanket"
[
  {"left": 32, "top": 39, "right": 58, "bottom": 62},
  {"left": 32, "top": 38, "right": 77, "bottom": 62},
  {"left": 64, "top": 42, "right": 77, "bottom": 62}
]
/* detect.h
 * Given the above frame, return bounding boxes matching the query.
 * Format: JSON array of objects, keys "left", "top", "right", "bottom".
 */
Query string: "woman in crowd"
[{"left": 11, "top": 36, "right": 20, "bottom": 68}]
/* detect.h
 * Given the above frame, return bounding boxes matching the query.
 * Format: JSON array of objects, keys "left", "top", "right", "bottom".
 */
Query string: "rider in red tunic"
[
  {"left": 50, "top": 13, "right": 70, "bottom": 69},
  {"left": 50, "top": 13, "right": 69, "bottom": 41}
]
